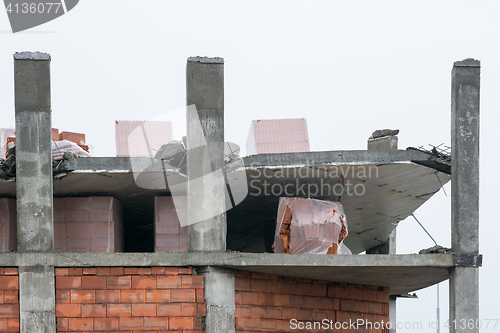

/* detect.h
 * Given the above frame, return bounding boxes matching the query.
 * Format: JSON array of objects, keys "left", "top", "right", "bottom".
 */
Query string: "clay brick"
[
  {"left": 298, "top": 308, "right": 313, "bottom": 321},
  {"left": 197, "top": 302, "right": 206, "bottom": 316},
  {"left": 145, "top": 290, "right": 170, "bottom": 303},
  {"left": 235, "top": 277, "right": 251, "bottom": 291},
  {"left": 364, "top": 288, "right": 378, "bottom": 302},
  {"left": 297, "top": 282, "right": 312, "bottom": 295},
  {"left": 282, "top": 307, "right": 298, "bottom": 319},
  {"left": 311, "top": 283, "right": 327, "bottom": 297},
  {"left": 250, "top": 279, "right": 266, "bottom": 292},
  {"left": 55, "top": 268, "right": 68, "bottom": 276},
  {"left": 3, "top": 291, "right": 17, "bottom": 304},
  {"left": 181, "top": 275, "right": 203, "bottom": 289},
  {"left": 144, "top": 316, "right": 169, "bottom": 330},
  {"left": 0, "top": 277, "right": 18, "bottom": 290},
  {"left": 261, "top": 318, "right": 276, "bottom": 331},
  {"left": 157, "top": 276, "right": 181, "bottom": 289},
  {"left": 169, "top": 317, "right": 193, "bottom": 330},
  {"left": 178, "top": 267, "right": 192, "bottom": 275},
  {"left": 0, "top": 305, "right": 17, "bottom": 318},
  {"left": 334, "top": 298, "right": 340, "bottom": 310},
  {"left": 240, "top": 317, "right": 260, "bottom": 330},
  {"left": 56, "top": 303, "right": 81, "bottom": 317},
  {"left": 376, "top": 288, "right": 389, "bottom": 303},
  {"left": 283, "top": 281, "right": 298, "bottom": 294},
  {"left": 334, "top": 285, "right": 350, "bottom": 299},
  {"left": 121, "top": 290, "right": 145, "bottom": 303},
  {"left": 81, "top": 304, "right": 106, "bottom": 317},
  {"left": 119, "top": 316, "right": 143, "bottom": 330},
  {"left": 277, "top": 319, "right": 292, "bottom": 332},
  {"left": 132, "top": 276, "right": 156, "bottom": 289},
  {"left": 132, "top": 303, "right": 156, "bottom": 317},
  {"left": 274, "top": 294, "right": 290, "bottom": 307},
  {"left": 0, "top": 320, "right": 5, "bottom": 331},
  {"left": 151, "top": 267, "right": 164, "bottom": 275},
  {"left": 234, "top": 290, "right": 242, "bottom": 304},
  {"left": 234, "top": 270, "right": 252, "bottom": 278},
  {"left": 3, "top": 268, "right": 17, "bottom": 276},
  {"left": 163, "top": 267, "right": 179, "bottom": 275},
  {"left": 235, "top": 317, "right": 245, "bottom": 330},
  {"left": 137, "top": 267, "right": 152, "bottom": 275},
  {"left": 107, "top": 303, "right": 131, "bottom": 317},
  {"left": 106, "top": 276, "right": 131, "bottom": 289},
  {"left": 96, "top": 290, "right": 120, "bottom": 303},
  {"left": 250, "top": 305, "right": 267, "bottom": 318},
  {"left": 110, "top": 267, "right": 124, "bottom": 275},
  {"left": 95, "top": 267, "right": 110, "bottom": 276},
  {"left": 124, "top": 267, "right": 138, "bottom": 275},
  {"left": 56, "top": 276, "right": 81, "bottom": 290},
  {"left": 313, "top": 309, "right": 328, "bottom": 321},
  {"left": 82, "top": 267, "right": 97, "bottom": 275},
  {"left": 67, "top": 268, "right": 83, "bottom": 276},
  {"left": 82, "top": 276, "right": 106, "bottom": 290},
  {"left": 69, "top": 318, "right": 93, "bottom": 331},
  {"left": 157, "top": 303, "right": 181, "bottom": 317},
  {"left": 56, "top": 317, "right": 68, "bottom": 331},
  {"left": 258, "top": 292, "right": 274, "bottom": 306},
  {"left": 290, "top": 295, "right": 305, "bottom": 307},
  {"left": 241, "top": 291, "right": 259, "bottom": 305},
  {"left": 351, "top": 287, "right": 365, "bottom": 300},
  {"left": 93, "top": 317, "right": 119, "bottom": 331},
  {"left": 70, "top": 290, "right": 95, "bottom": 303},
  {"left": 266, "top": 280, "right": 283, "bottom": 293},
  {"left": 170, "top": 289, "right": 195, "bottom": 303},
  {"left": 6, "top": 318, "right": 18, "bottom": 332},
  {"left": 196, "top": 289, "right": 204, "bottom": 302},
  {"left": 235, "top": 305, "right": 251, "bottom": 318},
  {"left": 267, "top": 306, "right": 283, "bottom": 319}
]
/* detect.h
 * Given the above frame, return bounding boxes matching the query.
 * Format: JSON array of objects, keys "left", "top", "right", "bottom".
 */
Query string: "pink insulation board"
[
  {"left": 154, "top": 196, "right": 187, "bottom": 253},
  {"left": 0, "top": 198, "right": 17, "bottom": 252},
  {"left": 246, "top": 118, "right": 310, "bottom": 155},
  {"left": 54, "top": 197, "right": 124, "bottom": 253},
  {"left": 115, "top": 120, "right": 173, "bottom": 157}
]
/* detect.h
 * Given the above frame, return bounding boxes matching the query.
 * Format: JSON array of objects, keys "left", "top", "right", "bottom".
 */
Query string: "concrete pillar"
[
  {"left": 186, "top": 57, "right": 226, "bottom": 252},
  {"left": 14, "top": 51, "right": 56, "bottom": 333},
  {"left": 198, "top": 266, "right": 235, "bottom": 333},
  {"left": 367, "top": 131, "right": 397, "bottom": 331},
  {"left": 14, "top": 51, "right": 53, "bottom": 253},
  {"left": 449, "top": 59, "right": 480, "bottom": 333}
]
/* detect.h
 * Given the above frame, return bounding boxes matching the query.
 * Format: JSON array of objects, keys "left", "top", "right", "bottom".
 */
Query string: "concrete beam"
[
  {"left": 186, "top": 57, "right": 226, "bottom": 252},
  {"left": 449, "top": 58, "right": 480, "bottom": 333},
  {"left": 14, "top": 51, "right": 53, "bottom": 253},
  {"left": 198, "top": 266, "right": 235, "bottom": 333}
]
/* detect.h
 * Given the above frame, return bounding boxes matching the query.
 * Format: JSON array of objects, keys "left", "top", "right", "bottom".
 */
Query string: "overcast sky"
[{"left": 1, "top": 1, "right": 499, "bottom": 331}]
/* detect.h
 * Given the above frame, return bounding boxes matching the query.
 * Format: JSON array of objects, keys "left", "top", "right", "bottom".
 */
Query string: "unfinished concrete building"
[{"left": 0, "top": 52, "right": 481, "bottom": 333}]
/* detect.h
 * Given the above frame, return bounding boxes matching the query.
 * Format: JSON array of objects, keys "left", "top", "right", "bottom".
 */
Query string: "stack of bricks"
[
  {"left": 0, "top": 268, "right": 19, "bottom": 332},
  {"left": 54, "top": 197, "right": 124, "bottom": 253},
  {"left": 55, "top": 266, "right": 205, "bottom": 332},
  {"left": 234, "top": 270, "right": 389, "bottom": 332},
  {"left": 155, "top": 197, "right": 187, "bottom": 253},
  {"left": 0, "top": 199, "right": 16, "bottom": 252}
]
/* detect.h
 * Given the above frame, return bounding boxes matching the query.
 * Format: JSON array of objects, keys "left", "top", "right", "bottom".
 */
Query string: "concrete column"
[
  {"left": 186, "top": 57, "right": 226, "bottom": 252},
  {"left": 14, "top": 51, "right": 53, "bottom": 253},
  {"left": 449, "top": 59, "right": 480, "bottom": 333},
  {"left": 198, "top": 266, "right": 235, "bottom": 333},
  {"left": 14, "top": 52, "right": 56, "bottom": 333}
]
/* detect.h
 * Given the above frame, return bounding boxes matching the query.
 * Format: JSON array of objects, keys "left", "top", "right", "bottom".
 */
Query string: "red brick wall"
[
  {"left": 55, "top": 266, "right": 205, "bottom": 332},
  {"left": 234, "top": 271, "right": 389, "bottom": 332},
  {"left": 0, "top": 268, "right": 19, "bottom": 332}
]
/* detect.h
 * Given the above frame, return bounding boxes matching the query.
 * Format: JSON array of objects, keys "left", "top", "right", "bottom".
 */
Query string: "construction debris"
[
  {"left": 370, "top": 129, "right": 400, "bottom": 139},
  {"left": 419, "top": 245, "right": 454, "bottom": 254}
]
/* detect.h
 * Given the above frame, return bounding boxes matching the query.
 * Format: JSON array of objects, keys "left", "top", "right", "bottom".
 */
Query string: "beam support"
[
  {"left": 14, "top": 51, "right": 56, "bottom": 333},
  {"left": 449, "top": 58, "right": 480, "bottom": 333}
]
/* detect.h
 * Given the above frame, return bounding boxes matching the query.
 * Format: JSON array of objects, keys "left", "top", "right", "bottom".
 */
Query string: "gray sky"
[{"left": 1, "top": 1, "right": 499, "bottom": 331}]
